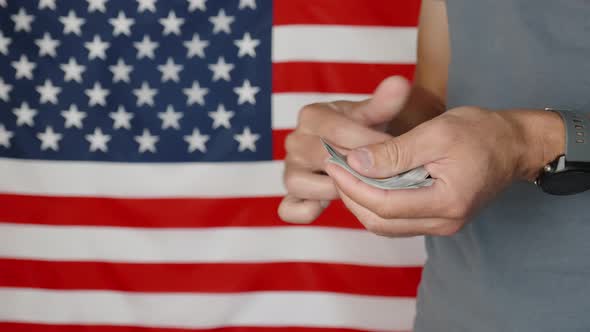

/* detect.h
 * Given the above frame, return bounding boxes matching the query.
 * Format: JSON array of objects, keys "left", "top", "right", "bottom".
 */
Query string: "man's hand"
[
  {"left": 325, "top": 106, "right": 565, "bottom": 237},
  {"left": 278, "top": 76, "right": 412, "bottom": 224}
]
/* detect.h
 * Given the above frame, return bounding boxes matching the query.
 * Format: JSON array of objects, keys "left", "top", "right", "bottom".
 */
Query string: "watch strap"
[{"left": 551, "top": 109, "right": 590, "bottom": 163}]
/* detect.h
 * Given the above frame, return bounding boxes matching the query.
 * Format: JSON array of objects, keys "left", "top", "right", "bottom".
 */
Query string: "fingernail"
[
  {"left": 351, "top": 148, "right": 373, "bottom": 171},
  {"left": 320, "top": 200, "right": 330, "bottom": 208}
]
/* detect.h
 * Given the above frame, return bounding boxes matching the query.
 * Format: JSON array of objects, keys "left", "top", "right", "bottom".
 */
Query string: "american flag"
[{"left": 0, "top": 0, "right": 423, "bottom": 331}]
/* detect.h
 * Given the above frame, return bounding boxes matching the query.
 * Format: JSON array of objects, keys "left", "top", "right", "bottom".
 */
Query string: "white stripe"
[
  {"left": 0, "top": 223, "right": 426, "bottom": 266},
  {"left": 273, "top": 26, "right": 417, "bottom": 63},
  {"left": 0, "top": 288, "right": 416, "bottom": 330},
  {"left": 0, "top": 158, "right": 285, "bottom": 198},
  {"left": 272, "top": 93, "right": 371, "bottom": 130}
]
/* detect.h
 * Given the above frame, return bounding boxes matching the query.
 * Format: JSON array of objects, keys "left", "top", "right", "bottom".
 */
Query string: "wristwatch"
[{"left": 536, "top": 109, "right": 590, "bottom": 195}]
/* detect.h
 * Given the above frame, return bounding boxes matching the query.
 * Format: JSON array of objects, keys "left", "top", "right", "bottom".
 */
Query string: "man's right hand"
[{"left": 278, "top": 76, "right": 413, "bottom": 224}]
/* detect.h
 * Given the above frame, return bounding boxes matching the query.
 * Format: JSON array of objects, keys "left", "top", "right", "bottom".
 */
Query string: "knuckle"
[
  {"left": 383, "top": 140, "right": 407, "bottom": 171},
  {"left": 283, "top": 170, "right": 301, "bottom": 193},
  {"left": 284, "top": 154, "right": 305, "bottom": 168},
  {"left": 363, "top": 220, "right": 383, "bottom": 234},
  {"left": 297, "top": 103, "right": 322, "bottom": 126},
  {"left": 373, "top": 205, "right": 394, "bottom": 219},
  {"left": 284, "top": 132, "right": 298, "bottom": 153},
  {"left": 361, "top": 217, "right": 389, "bottom": 235},
  {"left": 283, "top": 134, "right": 308, "bottom": 167},
  {"left": 431, "top": 120, "right": 454, "bottom": 142}
]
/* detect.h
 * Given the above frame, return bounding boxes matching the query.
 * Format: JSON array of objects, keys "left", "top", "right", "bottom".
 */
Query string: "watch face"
[{"left": 539, "top": 170, "right": 590, "bottom": 195}]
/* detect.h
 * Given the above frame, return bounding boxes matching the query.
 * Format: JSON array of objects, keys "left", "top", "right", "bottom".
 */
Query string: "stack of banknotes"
[{"left": 321, "top": 138, "right": 434, "bottom": 190}]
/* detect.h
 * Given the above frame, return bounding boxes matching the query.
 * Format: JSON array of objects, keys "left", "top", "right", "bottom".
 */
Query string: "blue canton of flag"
[{"left": 0, "top": 0, "right": 272, "bottom": 162}]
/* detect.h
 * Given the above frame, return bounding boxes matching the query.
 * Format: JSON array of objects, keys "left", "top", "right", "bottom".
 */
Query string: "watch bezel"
[{"left": 537, "top": 155, "right": 590, "bottom": 195}]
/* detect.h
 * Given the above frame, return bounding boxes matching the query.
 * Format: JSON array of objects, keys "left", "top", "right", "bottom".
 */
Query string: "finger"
[
  {"left": 278, "top": 195, "right": 330, "bottom": 224},
  {"left": 338, "top": 190, "right": 453, "bottom": 237},
  {"left": 346, "top": 122, "right": 447, "bottom": 178},
  {"left": 284, "top": 165, "right": 339, "bottom": 200},
  {"left": 326, "top": 162, "right": 448, "bottom": 219},
  {"left": 345, "top": 76, "right": 411, "bottom": 126},
  {"left": 285, "top": 133, "right": 334, "bottom": 171},
  {"left": 297, "top": 105, "right": 390, "bottom": 147}
]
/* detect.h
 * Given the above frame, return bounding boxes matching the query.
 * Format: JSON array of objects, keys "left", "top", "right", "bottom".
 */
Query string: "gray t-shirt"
[{"left": 414, "top": 1, "right": 590, "bottom": 331}]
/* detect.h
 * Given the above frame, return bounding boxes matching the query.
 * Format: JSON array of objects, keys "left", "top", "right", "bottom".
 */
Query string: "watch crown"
[{"left": 544, "top": 164, "right": 553, "bottom": 172}]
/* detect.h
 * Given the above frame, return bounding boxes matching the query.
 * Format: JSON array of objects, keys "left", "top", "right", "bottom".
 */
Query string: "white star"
[
  {"left": 208, "top": 57, "right": 234, "bottom": 82},
  {"left": 86, "top": 127, "right": 111, "bottom": 152},
  {"left": 0, "top": 124, "right": 13, "bottom": 148},
  {"left": 234, "top": 127, "right": 260, "bottom": 152},
  {"left": 109, "top": 58, "right": 133, "bottom": 83},
  {"left": 85, "top": 35, "right": 110, "bottom": 60},
  {"left": 11, "top": 8, "right": 35, "bottom": 32},
  {"left": 134, "top": 35, "right": 159, "bottom": 59},
  {"left": 0, "top": 31, "right": 11, "bottom": 55},
  {"left": 239, "top": 0, "right": 256, "bottom": 9},
  {"left": 109, "top": 11, "right": 134, "bottom": 36},
  {"left": 159, "top": 11, "right": 184, "bottom": 36},
  {"left": 87, "top": 0, "right": 108, "bottom": 13},
  {"left": 135, "top": 129, "right": 158, "bottom": 153},
  {"left": 61, "top": 104, "right": 87, "bottom": 129},
  {"left": 184, "top": 128, "right": 209, "bottom": 153},
  {"left": 37, "top": 126, "right": 63, "bottom": 151},
  {"left": 187, "top": 0, "right": 206, "bottom": 12},
  {"left": 11, "top": 55, "right": 36, "bottom": 80},
  {"left": 136, "top": 0, "right": 156, "bottom": 13},
  {"left": 133, "top": 82, "right": 157, "bottom": 107},
  {"left": 184, "top": 34, "right": 209, "bottom": 59},
  {"left": 0, "top": 78, "right": 13, "bottom": 102},
  {"left": 183, "top": 81, "right": 209, "bottom": 106},
  {"left": 60, "top": 57, "right": 86, "bottom": 83},
  {"left": 209, "top": 9, "right": 234, "bottom": 34},
  {"left": 36, "top": 79, "right": 61, "bottom": 104},
  {"left": 59, "top": 10, "right": 85, "bottom": 36},
  {"left": 234, "top": 32, "right": 260, "bottom": 58},
  {"left": 208, "top": 104, "right": 234, "bottom": 129},
  {"left": 234, "top": 80, "right": 260, "bottom": 105},
  {"left": 109, "top": 105, "right": 134, "bottom": 130},
  {"left": 158, "top": 105, "right": 183, "bottom": 129},
  {"left": 13, "top": 102, "right": 37, "bottom": 127},
  {"left": 85, "top": 82, "right": 110, "bottom": 107},
  {"left": 158, "top": 58, "right": 183, "bottom": 82},
  {"left": 38, "top": 0, "right": 57, "bottom": 10},
  {"left": 35, "top": 32, "right": 60, "bottom": 57}
]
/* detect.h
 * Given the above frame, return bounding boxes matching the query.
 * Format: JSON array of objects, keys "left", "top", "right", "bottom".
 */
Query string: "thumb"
[
  {"left": 348, "top": 76, "right": 411, "bottom": 126},
  {"left": 346, "top": 124, "right": 443, "bottom": 178}
]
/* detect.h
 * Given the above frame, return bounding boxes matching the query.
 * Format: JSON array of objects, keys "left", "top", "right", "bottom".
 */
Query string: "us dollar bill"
[{"left": 321, "top": 138, "right": 433, "bottom": 190}]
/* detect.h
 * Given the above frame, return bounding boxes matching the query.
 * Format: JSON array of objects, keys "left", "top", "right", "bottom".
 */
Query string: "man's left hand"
[{"left": 325, "top": 106, "right": 565, "bottom": 237}]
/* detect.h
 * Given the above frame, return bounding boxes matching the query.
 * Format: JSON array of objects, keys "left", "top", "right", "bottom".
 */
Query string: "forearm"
[{"left": 387, "top": 0, "right": 449, "bottom": 136}]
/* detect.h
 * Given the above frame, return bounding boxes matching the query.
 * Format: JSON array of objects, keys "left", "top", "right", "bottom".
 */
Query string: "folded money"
[{"left": 321, "top": 138, "right": 434, "bottom": 190}]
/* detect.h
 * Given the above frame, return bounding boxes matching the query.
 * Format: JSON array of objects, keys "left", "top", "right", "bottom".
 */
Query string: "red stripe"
[
  {"left": 0, "top": 259, "right": 421, "bottom": 296},
  {"left": 274, "top": 0, "right": 421, "bottom": 27},
  {"left": 0, "top": 194, "right": 362, "bottom": 229},
  {"left": 0, "top": 323, "right": 409, "bottom": 332},
  {"left": 273, "top": 62, "right": 415, "bottom": 94},
  {"left": 272, "top": 129, "right": 289, "bottom": 160}
]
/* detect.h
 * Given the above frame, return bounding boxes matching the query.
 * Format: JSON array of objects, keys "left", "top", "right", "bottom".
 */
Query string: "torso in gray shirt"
[{"left": 414, "top": 1, "right": 590, "bottom": 331}]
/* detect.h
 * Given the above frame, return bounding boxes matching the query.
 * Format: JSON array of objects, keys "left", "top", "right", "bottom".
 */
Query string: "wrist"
[{"left": 499, "top": 109, "right": 565, "bottom": 181}]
